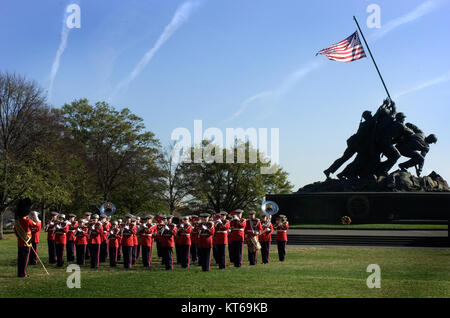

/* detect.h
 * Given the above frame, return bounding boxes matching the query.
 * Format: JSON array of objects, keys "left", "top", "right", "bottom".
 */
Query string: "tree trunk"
[{"left": 0, "top": 212, "right": 3, "bottom": 240}]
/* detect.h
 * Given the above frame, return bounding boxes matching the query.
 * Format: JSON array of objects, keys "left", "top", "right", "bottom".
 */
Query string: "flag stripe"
[{"left": 316, "top": 31, "right": 367, "bottom": 63}]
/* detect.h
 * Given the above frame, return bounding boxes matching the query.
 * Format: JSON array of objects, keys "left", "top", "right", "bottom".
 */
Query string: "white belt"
[
  {"left": 277, "top": 230, "right": 287, "bottom": 232},
  {"left": 216, "top": 231, "right": 227, "bottom": 233},
  {"left": 179, "top": 233, "right": 190, "bottom": 236},
  {"left": 231, "top": 228, "right": 244, "bottom": 231},
  {"left": 142, "top": 234, "right": 153, "bottom": 236}
]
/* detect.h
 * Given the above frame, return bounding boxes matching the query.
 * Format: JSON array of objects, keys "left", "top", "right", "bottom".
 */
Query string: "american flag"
[{"left": 316, "top": 31, "right": 366, "bottom": 62}]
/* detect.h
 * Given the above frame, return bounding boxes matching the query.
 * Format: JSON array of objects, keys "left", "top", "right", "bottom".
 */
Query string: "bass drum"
[{"left": 246, "top": 236, "right": 261, "bottom": 253}]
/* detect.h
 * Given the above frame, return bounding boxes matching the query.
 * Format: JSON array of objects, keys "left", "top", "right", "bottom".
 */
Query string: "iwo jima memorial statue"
[{"left": 267, "top": 17, "right": 450, "bottom": 226}]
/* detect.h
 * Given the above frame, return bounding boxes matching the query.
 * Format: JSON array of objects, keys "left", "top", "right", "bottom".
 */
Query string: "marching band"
[{"left": 14, "top": 206, "right": 290, "bottom": 276}]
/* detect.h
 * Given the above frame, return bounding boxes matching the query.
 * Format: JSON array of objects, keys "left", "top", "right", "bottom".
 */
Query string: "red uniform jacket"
[
  {"left": 229, "top": 218, "right": 246, "bottom": 242},
  {"left": 67, "top": 221, "right": 78, "bottom": 242},
  {"left": 175, "top": 223, "right": 192, "bottom": 246},
  {"left": 245, "top": 218, "right": 262, "bottom": 240},
  {"left": 139, "top": 224, "right": 156, "bottom": 247},
  {"left": 275, "top": 222, "right": 289, "bottom": 242},
  {"left": 121, "top": 223, "right": 136, "bottom": 247},
  {"left": 30, "top": 221, "right": 42, "bottom": 243},
  {"left": 160, "top": 224, "right": 177, "bottom": 248},
  {"left": 133, "top": 223, "right": 139, "bottom": 246},
  {"left": 213, "top": 220, "right": 230, "bottom": 245},
  {"left": 45, "top": 219, "right": 57, "bottom": 241},
  {"left": 191, "top": 223, "right": 200, "bottom": 244},
  {"left": 108, "top": 228, "right": 122, "bottom": 248},
  {"left": 259, "top": 221, "right": 274, "bottom": 242},
  {"left": 14, "top": 218, "right": 34, "bottom": 247},
  {"left": 88, "top": 223, "right": 103, "bottom": 244},
  {"left": 75, "top": 226, "right": 89, "bottom": 245},
  {"left": 101, "top": 222, "right": 111, "bottom": 242},
  {"left": 54, "top": 222, "right": 69, "bottom": 244},
  {"left": 197, "top": 221, "right": 215, "bottom": 248}
]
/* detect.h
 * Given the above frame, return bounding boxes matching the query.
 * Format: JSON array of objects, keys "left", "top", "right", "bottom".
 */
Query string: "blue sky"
[{"left": 1, "top": 0, "right": 449, "bottom": 189}]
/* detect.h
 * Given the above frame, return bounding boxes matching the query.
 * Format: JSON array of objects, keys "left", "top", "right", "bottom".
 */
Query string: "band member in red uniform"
[
  {"left": 160, "top": 215, "right": 177, "bottom": 270},
  {"left": 197, "top": 213, "right": 215, "bottom": 272},
  {"left": 54, "top": 214, "right": 69, "bottom": 267},
  {"left": 75, "top": 219, "right": 89, "bottom": 265},
  {"left": 211, "top": 211, "right": 220, "bottom": 264},
  {"left": 108, "top": 221, "right": 121, "bottom": 267},
  {"left": 154, "top": 215, "right": 163, "bottom": 262},
  {"left": 99, "top": 214, "right": 110, "bottom": 263},
  {"left": 45, "top": 211, "right": 58, "bottom": 264},
  {"left": 229, "top": 209, "right": 246, "bottom": 267},
  {"left": 84, "top": 212, "right": 92, "bottom": 260},
  {"left": 274, "top": 214, "right": 289, "bottom": 261},
  {"left": 190, "top": 215, "right": 199, "bottom": 264},
  {"left": 139, "top": 215, "right": 156, "bottom": 268},
  {"left": 245, "top": 211, "right": 262, "bottom": 266},
  {"left": 29, "top": 211, "right": 42, "bottom": 265},
  {"left": 66, "top": 213, "right": 78, "bottom": 262},
  {"left": 176, "top": 216, "right": 192, "bottom": 268},
  {"left": 87, "top": 214, "right": 103, "bottom": 269},
  {"left": 13, "top": 198, "right": 34, "bottom": 277},
  {"left": 121, "top": 214, "right": 136, "bottom": 269},
  {"left": 131, "top": 216, "right": 138, "bottom": 265},
  {"left": 259, "top": 214, "right": 274, "bottom": 264},
  {"left": 117, "top": 218, "right": 123, "bottom": 261},
  {"left": 214, "top": 211, "right": 230, "bottom": 269},
  {"left": 227, "top": 212, "right": 234, "bottom": 264}
]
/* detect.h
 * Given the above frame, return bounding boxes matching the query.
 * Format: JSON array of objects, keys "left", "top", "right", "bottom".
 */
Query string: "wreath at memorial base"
[{"left": 340, "top": 215, "right": 352, "bottom": 225}]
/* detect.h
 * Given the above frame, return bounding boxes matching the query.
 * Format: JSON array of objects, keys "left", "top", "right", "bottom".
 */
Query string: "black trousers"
[
  {"left": 85, "top": 243, "right": 91, "bottom": 259},
  {"left": 260, "top": 241, "right": 270, "bottom": 264},
  {"left": 228, "top": 243, "right": 234, "bottom": 263},
  {"left": 162, "top": 246, "right": 173, "bottom": 270},
  {"left": 100, "top": 241, "right": 108, "bottom": 262},
  {"left": 326, "top": 146, "right": 356, "bottom": 174},
  {"left": 248, "top": 250, "right": 257, "bottom": 266},
  {"left": 212, "top": 244, "right": 218, "bottom": 263},
  {"left": 132, "top": 245, "right": 137, "bottom": 265},
  {"left": 122, "top": 246, "right": 133, "bottom": 269},
  {"left": 117, "top": 244, "right": 122, "bottom": 261},
  {"left": 48, "top": 239, "right": 56, "bottom": 264},
  {"left": 215, "top": 244, "right": 227, "bottom": 269},
  {"left": 179, "top": 244, "right": 190, "bottom": 268},
  {"left": 109, "top": 246, "right": 118, "bottom": 267},
  {"left": 76, "top": 244, "right": 86, "bottom": 265},
  {"left": 191, "top": 243, "right": 198, "bottom": 262},
  {"left": 175, "top": 243, "right": 181, "bottom": 264},
  {"left": 29, "top": 242, "right": 38, "bottom": 265},
  {"left": 55, "top": 243, "right": 65, "bottom": 267},
  {"left": 156, "top": 239, "right": 162, "bottom": 258},
  {"left": 136, "top": 244, "right": 141, "bottom": 260},
  {"left": 17, "top": 246, "right": 30, "bottom": 277},
  {"left": 230, "top": 241, "right": 243, "bottom": 267},
  {"left": 277, "top": 241, "right": 287, "bottom": 261},
  {"left": 142, "top": 245, "right": 153, "bottom": 267},
  {"left": 89, "top": 244, "right": 100, "bottom": 268},
  {"left": 198, "top": 247, "right": 211, "bottom": 271},
  {"left": 66, "top": 241, "right": 75, "bottom": 262}
]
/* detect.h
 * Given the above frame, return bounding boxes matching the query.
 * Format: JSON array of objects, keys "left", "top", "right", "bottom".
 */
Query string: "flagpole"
[{"left": 353, "top": 16, "right": 391, "bottom": 99}]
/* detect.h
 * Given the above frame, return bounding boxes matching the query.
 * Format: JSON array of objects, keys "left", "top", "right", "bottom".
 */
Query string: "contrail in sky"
[
  {"left": 370, "top": 0, "right": 447, "bottom": 41},
  {"left": 394, "top": 71, "right": 450, "bottom": 98},
  {"left": 230, "top": 60, "right": 324, "bottom": 120},
  {"left": 48, "top": 11, "right": 71, "bottom": 101},
  {"left": 113, "top": 1, "right": 201, "bottom": 97}
]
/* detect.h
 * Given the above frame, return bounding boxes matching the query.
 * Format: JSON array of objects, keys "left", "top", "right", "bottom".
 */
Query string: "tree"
[
  {"left": 0, "top": 72, "right": 48, "bottom": 239},
  {"left": 159, "top": 143, "right": 194, "bottom": 215},
  {"left": 60, "top": 99, "right": 163, "bottom": 211},
  {"left": 180, "top": 141, "right": 293, "bottom": 214}
]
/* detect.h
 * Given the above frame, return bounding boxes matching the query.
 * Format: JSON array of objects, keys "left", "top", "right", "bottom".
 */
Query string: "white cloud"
[
  {"left": 394, "top": 71, "right": 450, "bottom": 98},
  {"left": 370, "top": 0, "right": 447, "bottom": 41},
  {"left": 112, "top": 1, "right": 201, "bottom": 97}
]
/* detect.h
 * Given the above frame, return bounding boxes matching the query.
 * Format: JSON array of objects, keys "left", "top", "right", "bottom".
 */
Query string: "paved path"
[{"left": 286, "top": 229, "right": 448, "bottom": 237}]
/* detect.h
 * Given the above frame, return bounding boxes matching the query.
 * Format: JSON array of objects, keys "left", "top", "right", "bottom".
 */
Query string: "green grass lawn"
[
  {"left": 289, "top": 224, "right": 448, "bottom": 230},
  {"left": 0, "top": 233, "right": 449, "bottom": 298}
]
